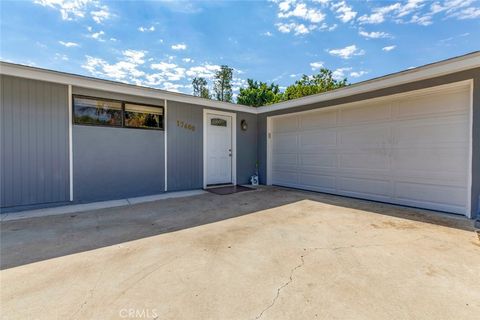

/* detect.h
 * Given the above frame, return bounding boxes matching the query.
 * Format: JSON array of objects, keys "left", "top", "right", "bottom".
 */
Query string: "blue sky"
[{"left": 1, "top": 0, "right": 479, "bottom": 97}]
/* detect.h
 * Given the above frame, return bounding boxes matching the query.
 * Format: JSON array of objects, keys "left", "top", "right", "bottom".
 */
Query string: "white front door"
[{"left": 206, "top": 113, "right": 232, "bottom": 185}]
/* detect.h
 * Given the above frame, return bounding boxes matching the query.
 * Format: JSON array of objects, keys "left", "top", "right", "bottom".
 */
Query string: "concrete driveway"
[{"left": 1, "top": 187, "right": 479, "bottom": 320}]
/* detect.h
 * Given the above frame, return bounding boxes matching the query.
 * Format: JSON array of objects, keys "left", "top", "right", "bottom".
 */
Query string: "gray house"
[{"left": 1, "top": 52, "right": 479, "bottom": 219}]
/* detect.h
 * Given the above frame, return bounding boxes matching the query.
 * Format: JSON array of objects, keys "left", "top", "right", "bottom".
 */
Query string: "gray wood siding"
[
  {"left": 167, "top": 101, "right": 203, "bottom": 191},
  {"left": 1, "top": 75, "right": 69, "bottom": 208}
]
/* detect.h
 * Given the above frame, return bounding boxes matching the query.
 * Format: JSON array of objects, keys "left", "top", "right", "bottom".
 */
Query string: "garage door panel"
[
  {"left": 300, "top": 154, "right": 337, "bottom": 168},
  {"left": 393, "top": 117, "right": 469, "bottom": 146},
  {"left": 272, "top": 171, "right": 298, "bottom": 185},
  {"left": 339, "top": 126, "right": 391, "bottom": 147},
  {"left": 273, "top": 116, "right": 299, "bottom": 133},
  {"left": 299, "top": 109, "right": 337, "bottom": 129},
  {"left": 339, "top": 102, "right": 391, "bottom": 125},
  {"left": 299, "top": 130, "right": 337, "bottom": 148},
  {"left": 298, "top": 173, "right": 336, "bottom": 190},
  {"left": 394, "top": 182, "right": 467, "bottom": 207},
  {"left": 392, "top": 147, "right": 468, "bottom": 174},
  {"left": 393, "top": 88, "right": 470, "bottom": 120},
  {"left": 274, "top": 153, "right": 298, "bottom": 166},
  {"left": 270, "top": 84, "right": 470, "bottom": 215},
  {"left": 339, "top": 153, "right": 389, "bottom": 170},
  {"left": 272, "top": 134, "right": 297, "bottom": 153},
  {"left": 338, "top": 177, "right": 392, "bottom": 198}
]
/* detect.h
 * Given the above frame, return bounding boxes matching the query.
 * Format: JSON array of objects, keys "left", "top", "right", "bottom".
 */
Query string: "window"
[
  {"left": 73, "top": 97, "right": 122, "bottom": 126},
  {"left": 125, "top": 104, "right": 163, "bottom": 130},
  {"left": 72, "top": 95, "right": 164, "bottom": 130},
  {"left": 211, "top": 118, "right": 227, "bottom": 127}
]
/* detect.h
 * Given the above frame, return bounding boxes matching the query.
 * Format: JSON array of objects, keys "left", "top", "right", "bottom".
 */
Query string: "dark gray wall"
[
  {"left": 73, "top": 126, "right": 164, "bottom": 202},
  {"left": 167, "top": 101, "right": 258, "bottom": 190},
  {"left": 1, "top": 75, "right": 69, "bottom": 208},
  {"left": 257, "top": 68, "right": 480, "bottom": 218},
  {"left": 236, "top": 111, "right": 258, "bottom": 184},
  {"left": 72, "top": 87, "right": 165, "bottom": 202}
]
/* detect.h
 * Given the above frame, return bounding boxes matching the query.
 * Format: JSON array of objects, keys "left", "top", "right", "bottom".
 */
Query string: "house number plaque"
[{"left": 177, "top": 120, "right": 195, "bottom": 132}]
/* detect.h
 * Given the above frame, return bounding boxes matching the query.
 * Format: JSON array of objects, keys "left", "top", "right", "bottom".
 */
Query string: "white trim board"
[
  {"left": 1, "top": 51, "right": 479, "bottom": 115},
  {"left": 164, "top": 99, "right": 168, "bottom": 192},
  {"left": 203, "top": 109, "right": 237, "bottom": 189},
  {"left": 68, "top": 84, "right": 73, "bottom": 202}
]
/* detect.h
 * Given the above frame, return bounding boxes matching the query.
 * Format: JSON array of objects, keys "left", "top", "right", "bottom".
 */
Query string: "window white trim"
[
  {"left": 164, "top": 99, "right": 168, "bottom": 192},
  {"left": 203, "top": 109, "right": 237, "bottom": 189},
  {"left": 68, "top": 84, "right": 73, "bottom": 201}
]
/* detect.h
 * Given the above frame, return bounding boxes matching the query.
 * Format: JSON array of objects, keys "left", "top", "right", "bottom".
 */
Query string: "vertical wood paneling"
[{"left": 0, "top": 75, "right": 69, "bottom": 208}]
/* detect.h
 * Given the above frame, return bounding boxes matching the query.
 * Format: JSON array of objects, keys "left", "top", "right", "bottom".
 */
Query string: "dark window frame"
[{"left": 72, "top": 95, "right": 165, "bottom": 131}]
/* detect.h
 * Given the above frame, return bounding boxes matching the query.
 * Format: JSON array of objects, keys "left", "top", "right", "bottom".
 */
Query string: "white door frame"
[
  {"left": 203, "top": 109, "right": 237, "bottom": 189},
  {"left": 266, "top": 80, "right": 474, "bottom": 217}
]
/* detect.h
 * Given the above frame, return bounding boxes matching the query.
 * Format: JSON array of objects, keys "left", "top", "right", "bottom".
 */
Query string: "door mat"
[{"left": 206, "top": 185, "right": 255, "bottom": 195}]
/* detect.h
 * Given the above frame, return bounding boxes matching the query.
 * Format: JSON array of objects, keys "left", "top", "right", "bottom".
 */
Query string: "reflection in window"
[
  {"left": 124, "top": 104, "right": 163, "bottom": 129},
  {"left": 211, "top": 118, "right": 227, "bottom": 127},
  {"left": 73, "top": 97, "right": 122, "bottom": 126}
]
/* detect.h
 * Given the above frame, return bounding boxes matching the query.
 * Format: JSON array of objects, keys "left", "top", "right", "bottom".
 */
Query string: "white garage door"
[{"left": 269, "top": 83, "right": 471, "bottom": 215}]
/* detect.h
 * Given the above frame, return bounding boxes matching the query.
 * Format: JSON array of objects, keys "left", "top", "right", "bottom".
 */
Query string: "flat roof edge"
[
  {"left": 0, "top": 62, "right": 257, "bottom": 114},
  {"left": 1, "top": 51, "right": 479, "bottom": 115},
  {"left": 257, "top": 51, "right": 480, "bottom": 114}
]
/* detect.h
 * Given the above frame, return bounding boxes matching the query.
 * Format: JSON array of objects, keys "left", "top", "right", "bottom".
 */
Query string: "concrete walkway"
[
  {"left": 0, "top": 190, "right": 207, "bottom": 222},
  {"left": 1, "top": 187, "right": 478, "bottom": 319}
]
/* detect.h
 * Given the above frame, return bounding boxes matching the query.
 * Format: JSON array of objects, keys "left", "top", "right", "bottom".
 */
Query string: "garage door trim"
[{"left": 266, "top": 79, "right": 474, "bottom": 217}]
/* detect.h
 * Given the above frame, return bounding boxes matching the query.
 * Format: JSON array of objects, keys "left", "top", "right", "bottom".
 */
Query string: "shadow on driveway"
[{"left": 0, "top": 187, "right": 474, "bottom": 270}]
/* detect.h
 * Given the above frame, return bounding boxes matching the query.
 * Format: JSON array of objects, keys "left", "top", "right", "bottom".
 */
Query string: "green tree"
[
  {"left": 236, "top": 79, "right": 283, "bottom": 107},
  {"left": 213, "top": 65, "right": 233, "bottom": 102},
  {"left": 192, "top": 77, "right": 211, "bottom": 99},
  {"left": 282, "top": 68, "right": 347, "bottom": 101}
]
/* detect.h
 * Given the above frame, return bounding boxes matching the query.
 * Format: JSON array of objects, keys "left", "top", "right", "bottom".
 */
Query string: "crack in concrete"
[
  {"left": 254, "top": 254, "right": 306, "bottom": 320},
  {"left": 254, "top": 237, "right": 427, "bottom": 319}
]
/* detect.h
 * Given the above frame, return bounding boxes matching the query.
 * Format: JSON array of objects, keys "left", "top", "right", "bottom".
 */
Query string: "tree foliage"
[
  {"left": 281, "top": 68, "right": 347, "bottom": 101},
  {"left": 213, "top": 65, "right": 233, "bottom": 102},
  {"left": 192, "top": 77, "right": 210, "bottom": 99},
  {"left": 236, "top": 79, "right": 282, "bottom": 107}
]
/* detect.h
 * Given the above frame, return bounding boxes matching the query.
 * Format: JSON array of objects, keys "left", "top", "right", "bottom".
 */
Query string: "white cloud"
[
  {"left": 123, "top": 49, "right": 146, "bottom": 64},
  {"left": 382, "top": 45, "right": 397, "bottom": 52},
  {"left": 358, "top": 30, "right": 391, "bottom": 39},
  {"left": 182, "top": 58, "right": 193, "bottom": 63},
  {"left": 332, "top": 67, "right": 351, "bottom": 80},
  {"left": 186, "top": 64, "right": 220, "bottom": 79},
  {"left": 82, "top": 52, "right": 146, "bottom": 85},
  {"left": 90, "top": 30, "right": 105, "bottom": 41},
  {"left": 276, "top": 22, "right": 314, "bottom": 35},
  {"left": 278, "top": 3, "right": 326, "bottom": 23},
  {"left": 138, "top": 26, "right": 155, "bottom": 32},
  {"left": 59, "top": 40, "right": 79, "bottom": 47},
  {"left": 171, "top": 43, "right": 187, "bottom": 50},
  {"left": 451, "top": 6, "right": 480, "bottom": 19},
  {"left": 55, "top": 53, "right": 69, "bottom": 61},
  {"left": 349, "top": 70, "right": 367, "bottom": 78},
  {"left": 262, "top": 31, "right": 273, "bottom": 36},
  {"left": 90, "top": 5, "right": 110, "bottom": 23},
  {"left": 331, "top": 1, "right": 357, "bottom": 23},
  {"left": 358, "top": 3, "right": 401, "bottom": 24},
  {"left": 34, "top": 0, "right": 111, "bottom": 23},
  {"left": 310, "top": 61, "right": 324, "bottom": 70},
  {"left": 328, "top": 45, "right": 365, "bottom": 59}
]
